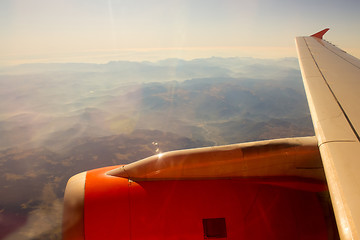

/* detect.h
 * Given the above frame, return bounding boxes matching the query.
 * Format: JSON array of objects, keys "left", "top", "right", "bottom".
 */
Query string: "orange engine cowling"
[{"left": 63, "top": 165, "right": 329, "bottom": 240}]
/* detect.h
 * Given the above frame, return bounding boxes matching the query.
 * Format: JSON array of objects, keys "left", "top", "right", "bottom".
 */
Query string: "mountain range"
[{"left": 0, "top": 57, "right": 314, "bottom": 240}]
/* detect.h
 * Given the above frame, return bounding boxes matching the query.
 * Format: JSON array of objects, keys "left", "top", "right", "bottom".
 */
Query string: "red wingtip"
[{"left": 310, "top": 28, "right": 330, "bottom": 39}]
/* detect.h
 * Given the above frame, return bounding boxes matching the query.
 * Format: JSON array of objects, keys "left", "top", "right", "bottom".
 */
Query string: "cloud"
[{"left": 4, "top": 183, "right": 62, "bottom": 240}]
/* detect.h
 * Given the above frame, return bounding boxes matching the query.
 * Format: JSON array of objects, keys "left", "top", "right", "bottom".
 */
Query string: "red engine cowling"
[{"left": 63, "top": 165, "right": 329, "bottom": 240}]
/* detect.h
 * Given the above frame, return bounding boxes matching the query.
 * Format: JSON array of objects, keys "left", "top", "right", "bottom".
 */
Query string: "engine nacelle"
[
  {"left": 63, "top": 166, "right": 329, "bottom": 239},
  {"left": 63, "top": 137, "right": 333, "bottom": 239}
]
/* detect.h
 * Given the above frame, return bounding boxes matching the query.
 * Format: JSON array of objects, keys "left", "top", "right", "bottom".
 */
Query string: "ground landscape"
[{"left": 0, "top": 57, "right": 314, "bottom": 239}]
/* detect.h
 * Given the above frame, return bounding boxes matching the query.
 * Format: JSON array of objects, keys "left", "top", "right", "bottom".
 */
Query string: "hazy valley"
[{"left": 0, "top": 57, "right": 314, "bottom": 239}]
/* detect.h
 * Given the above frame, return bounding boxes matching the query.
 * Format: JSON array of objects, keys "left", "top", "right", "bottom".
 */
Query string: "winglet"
[{"left": 311, "top": 28, "right": 330, "bottom": 39}]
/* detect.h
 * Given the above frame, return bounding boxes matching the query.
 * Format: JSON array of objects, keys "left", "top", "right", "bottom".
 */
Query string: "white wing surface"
[{"left": 296, "top": 29, "right": 360, "bottom": 240}]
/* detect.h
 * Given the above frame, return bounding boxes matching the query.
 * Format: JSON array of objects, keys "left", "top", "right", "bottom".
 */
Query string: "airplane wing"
[{"left": 296, "top": 29, "right": 360, "bottom": 239}]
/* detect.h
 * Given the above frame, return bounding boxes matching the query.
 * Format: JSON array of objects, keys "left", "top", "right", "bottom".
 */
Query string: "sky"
[{"left": 1, "top": 0, "right": 360, "bottom": 66}]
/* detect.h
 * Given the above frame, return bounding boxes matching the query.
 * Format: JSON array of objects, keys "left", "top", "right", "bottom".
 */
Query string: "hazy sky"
[{"left": 1, "top": 0, "right": 360, "bottom": 65}]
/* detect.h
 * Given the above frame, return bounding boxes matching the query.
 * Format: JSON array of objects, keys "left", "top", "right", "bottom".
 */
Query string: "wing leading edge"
[{"left": 296, "top": 29, "right": 360, "bottom": 240}]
